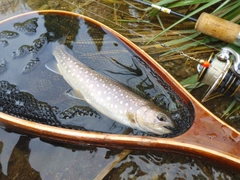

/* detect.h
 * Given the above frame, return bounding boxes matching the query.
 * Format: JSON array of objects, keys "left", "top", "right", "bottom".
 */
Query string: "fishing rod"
[
  {"left": 133, "top": 0, "right": 240, "bottom": 47},
  {"left": 133, "top": 0, "right": 240, "bottom": 102},
  {"left": 132, "top": 0, "right": 197, "bottom": 22}
]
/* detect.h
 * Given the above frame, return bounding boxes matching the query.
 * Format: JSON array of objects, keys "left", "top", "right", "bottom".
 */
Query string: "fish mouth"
[
  {"left": 148, "top": 125, "right": 174, "bottom": 135},
  {"left": 163, "top": 125, "right": 175, "bottom": 133}
]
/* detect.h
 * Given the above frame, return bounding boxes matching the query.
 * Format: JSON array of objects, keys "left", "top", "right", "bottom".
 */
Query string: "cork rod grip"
[{"left": 195, "top": 12, "right": 240, "bottom": 44}]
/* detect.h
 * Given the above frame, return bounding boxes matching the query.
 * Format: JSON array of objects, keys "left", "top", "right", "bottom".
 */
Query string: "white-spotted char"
[{"left": 50, "top": 45, "right": 174, "bottom": 135}]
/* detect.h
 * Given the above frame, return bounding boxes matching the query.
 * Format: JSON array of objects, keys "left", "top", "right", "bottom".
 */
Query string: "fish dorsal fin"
[
  {"left": 66, "top": 89, "right": 85, "bottom": 100},
  {"left": 45, "top": 60, "right": 61, "bottom": 75}
]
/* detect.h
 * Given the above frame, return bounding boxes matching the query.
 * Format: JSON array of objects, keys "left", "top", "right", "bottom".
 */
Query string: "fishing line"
[
  {"left": 63, "top": 0, "right": 218, "bottom": 63},
  {"left": 132, "top": 0, "right": 198, "bottom": 22}
]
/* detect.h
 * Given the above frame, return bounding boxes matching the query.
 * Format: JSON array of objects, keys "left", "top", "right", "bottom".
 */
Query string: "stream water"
[{"left": 0, "top": 0, "right": 239, "bottom": 179}]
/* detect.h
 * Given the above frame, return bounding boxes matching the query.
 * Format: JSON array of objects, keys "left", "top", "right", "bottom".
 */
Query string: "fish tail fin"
[
  {"left": 45, "top": 32, "right": 70, "bottom": 75},
  {"left": 50, "top": 32, "right": 70, "bottom": 51}
]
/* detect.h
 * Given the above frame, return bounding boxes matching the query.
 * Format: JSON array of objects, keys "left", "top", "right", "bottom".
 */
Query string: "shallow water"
[
  {"left": 0, "top": 0, "right": 240, "bottom": 179},
  {"left": 0, "top": 11, "right": 193, "bottom": 137}
]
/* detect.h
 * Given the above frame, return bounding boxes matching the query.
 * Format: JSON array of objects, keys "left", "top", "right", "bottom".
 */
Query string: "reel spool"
[{"left": 197, "top": 47, "right": 240, "bottom": 102}]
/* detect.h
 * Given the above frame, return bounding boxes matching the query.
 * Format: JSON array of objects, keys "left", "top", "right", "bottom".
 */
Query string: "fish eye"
[{"left": 157, "top": 114, "right": 167, "bottom": 121}]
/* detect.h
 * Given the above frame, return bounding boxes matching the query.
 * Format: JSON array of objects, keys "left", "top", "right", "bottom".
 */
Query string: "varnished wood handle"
[{"left": 195, "top": 12, "right": 240, "bottom": 46}]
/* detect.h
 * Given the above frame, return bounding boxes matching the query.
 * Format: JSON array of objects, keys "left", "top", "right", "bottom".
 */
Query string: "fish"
[{"left": 46, "top": 44, "right": 175, "bottom": 135}]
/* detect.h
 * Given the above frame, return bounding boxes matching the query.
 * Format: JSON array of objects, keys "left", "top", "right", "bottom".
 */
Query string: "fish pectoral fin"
[
  {"left": 66, "top": 89, "right": 85, "bottom": 100},
  {"left": 126, "top": 112, "right": 136, "bottom": 125},
  {"left": 45, "top": 60, "right": 61, "bottom": 75}
]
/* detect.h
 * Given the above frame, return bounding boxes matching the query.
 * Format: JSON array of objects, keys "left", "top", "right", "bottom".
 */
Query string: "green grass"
[
  {"left": 146, "top": 0, "right": 240, "bottom": 45},
  {"left": 143, "top": 0, "right": 240, "bottom": 118}
]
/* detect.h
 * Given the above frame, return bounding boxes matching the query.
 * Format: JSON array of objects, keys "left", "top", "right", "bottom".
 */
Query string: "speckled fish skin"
[{"left": 52, "top": 45, "right": 174, "bottom": 135}]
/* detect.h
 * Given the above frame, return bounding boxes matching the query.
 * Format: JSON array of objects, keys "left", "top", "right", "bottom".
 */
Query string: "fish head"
[{"left": 134, "top": 104, "right": 174, "bottom": 135}]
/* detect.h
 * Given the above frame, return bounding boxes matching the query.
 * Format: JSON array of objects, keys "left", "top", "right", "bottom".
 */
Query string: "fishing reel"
[{"left": 197, "top": 47, "right": 240, "bottom": 102}]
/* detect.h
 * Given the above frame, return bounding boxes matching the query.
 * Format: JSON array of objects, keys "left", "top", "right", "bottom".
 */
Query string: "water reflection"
[
  {"left": 85, "top": 20, "right": 106, "bottom": 51},
  {"left": 0, "top": 129, "right": 239, "bottom": 179},
  {"left": 0, "top": 0, "right": 239, "bottom": 179},
  {"left": 0, "top": 136, "right": 41, "bottom": 180},
  {"left": 0, "top": 11, "right": 193, "bottom": 136}
]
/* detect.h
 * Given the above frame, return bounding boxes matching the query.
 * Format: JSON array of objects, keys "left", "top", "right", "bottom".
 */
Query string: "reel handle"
[{"left": 195, "top": 12, "right": 240, "bottom": 47}]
